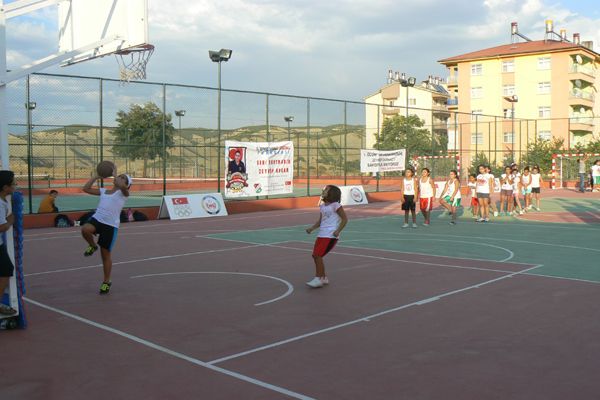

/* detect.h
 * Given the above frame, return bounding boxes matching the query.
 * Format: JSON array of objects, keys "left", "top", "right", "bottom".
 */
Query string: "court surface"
[{"left": 3, "top": 198, "right": 600, "bottom": 399}]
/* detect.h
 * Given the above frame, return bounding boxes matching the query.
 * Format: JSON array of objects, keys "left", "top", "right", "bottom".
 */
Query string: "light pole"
[
  {"left": 175, "top": 110, "right": 186, "bottom": 178},
  {"left": 399, "top": 73, "right": 416, "bottom": 118},
  {"left": 284, "top": 116, "right": 296, "bottom": 176},
  {"left": 209, "top": 48, "right": 232, "bottom": 192},
  {"left": 25, "top": 101, "right": 36, "bottom": 214},
  {"left": 284, "top": 116, "right": 294, "bottom": 141},
  {"left": 504, "top": 95, "right": 518, "bottom": 161}
]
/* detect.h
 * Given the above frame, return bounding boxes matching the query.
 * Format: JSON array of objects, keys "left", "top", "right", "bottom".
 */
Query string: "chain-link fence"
[{"left": 6, "top": 73, "right": 599, "bottom": 213}]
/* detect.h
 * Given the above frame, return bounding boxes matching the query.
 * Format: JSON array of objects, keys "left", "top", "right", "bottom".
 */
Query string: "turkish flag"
[{"left": 172, "top": 197, "right": 189, "bottom": 205}]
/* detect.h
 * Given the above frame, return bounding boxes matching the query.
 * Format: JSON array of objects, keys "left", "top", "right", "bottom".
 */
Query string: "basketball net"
[{"left": 115, "top": 44, "right": 154, "bottom": 84}]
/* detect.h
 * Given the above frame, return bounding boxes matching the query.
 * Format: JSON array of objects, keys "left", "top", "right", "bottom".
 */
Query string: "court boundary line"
[
  {"left": 23, "top": 297, "right": 315, "bottom": 400},
  {"left": 207, "top": 264, "right": 540, "bottom": 365}
]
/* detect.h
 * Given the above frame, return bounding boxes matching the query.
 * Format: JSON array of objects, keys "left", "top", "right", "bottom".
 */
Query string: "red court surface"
[{"left": 3, "top": 203, "right": 600, "bottom": 400}]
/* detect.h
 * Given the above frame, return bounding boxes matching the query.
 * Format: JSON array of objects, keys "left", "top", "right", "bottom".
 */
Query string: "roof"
[{"left": 438, "top": 40, "right": 600, "bottom": 64}]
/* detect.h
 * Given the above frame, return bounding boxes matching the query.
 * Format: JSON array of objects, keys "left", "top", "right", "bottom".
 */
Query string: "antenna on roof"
[{"left": 510, "top": 22, "right": 532, "bottom": 43}]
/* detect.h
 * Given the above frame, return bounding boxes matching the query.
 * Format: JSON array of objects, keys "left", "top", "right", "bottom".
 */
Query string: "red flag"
[{"left": 172, "top": 197, "right": 189, "bottom": 205}]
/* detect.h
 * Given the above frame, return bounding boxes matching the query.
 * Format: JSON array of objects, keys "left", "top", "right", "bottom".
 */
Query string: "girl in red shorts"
[
  {"left": 305, "top": 185, "right": 348, "bottom": 288},
  {"left": 419, "top": 168, "right": 435, "bottom": 226}
]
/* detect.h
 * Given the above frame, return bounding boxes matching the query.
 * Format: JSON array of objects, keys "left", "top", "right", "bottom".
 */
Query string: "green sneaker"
[
  {"left": 84, "top": 245, "right": 98, "bottom": 257},
  {"left": 99, "top": 282, "right": 112, "bottom": 295}
]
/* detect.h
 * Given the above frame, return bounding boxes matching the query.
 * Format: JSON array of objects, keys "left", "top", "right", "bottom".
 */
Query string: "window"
[
  {"left": 538, "top": 131, "right": 552, "bottom": 140},
  {"left": 503, "top": 85, "right": 516, "bottom": 96},
  {"left": 502, "top": 60, "right": 514, "bottom": 73},
  {"left": 471, "top": 63, "right": 483, "bottom": 75},
  {"left": 538, "top": 82, "right": 551, "bottom": 94},
  {"left": 471, "top": 87, "right": 483, "bottom": 99},
  {"left": 471, "top": 109, "right": 483, "bottom": 121},
  {"left": 471, "top": 133, "right": 484, "bottom": 145},
  {"left": 408, "top": 98, "right": 416, "bottom": 106},
  {"left": 538, "top": 57, "right": 551, "bottom": 70},
  {"left": 503, "top": 108, "right": 515, "bottom": 119},
  {"left": 538, "top": 106, "right": 551, "bottom": 118},
  {"left": 388, "top": 101, "right": 393, "bottom": 106},
  {"left": 503, "top": 132, "right": 514, "bottom": 144}
]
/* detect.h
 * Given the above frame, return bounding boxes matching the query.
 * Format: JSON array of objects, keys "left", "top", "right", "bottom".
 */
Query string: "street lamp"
[
  {"left": 399, "top": 73, "right": 417, "bottom": 118},
  {"left": 284, "top": 116, "right": 296, "bottom": 176},
  {"left": 25, "top": 101, "right": 36, "bottom": 214},
  {"left": 284, "top": 116, "right": 294, "bottom": 141},
  {"left": 504, "top": 95, "right": 518, "bottom": 160},
  {"left": 175, "top": 110, "right": 186, "bottom": 178},
  {"left": 209, "top": 48, "right": 233, "bottom": 192}
]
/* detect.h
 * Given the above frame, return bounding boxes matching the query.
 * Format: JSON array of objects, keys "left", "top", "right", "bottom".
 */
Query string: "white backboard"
[{"left": 58, "top": 0, "right": 149, "bottom": 66}]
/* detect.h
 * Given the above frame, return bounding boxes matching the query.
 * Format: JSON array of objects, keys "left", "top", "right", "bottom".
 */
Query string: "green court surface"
[{"left": 207, "top": 199, "right": 600, "bottom": 284}]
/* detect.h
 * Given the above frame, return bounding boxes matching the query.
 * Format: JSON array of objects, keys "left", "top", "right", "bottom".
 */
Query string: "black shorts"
[
  {"left": 88, "top": 218, "right": 118, "bottom": 251},
  {"left": 402, "top": 195, "right": 416, "bottom": 211},
  {"left": 532, "top": 187, "right": 540, "bottom": 194},
  {"left": 0, "top": 243, "right": 15, "bottom": 278}
]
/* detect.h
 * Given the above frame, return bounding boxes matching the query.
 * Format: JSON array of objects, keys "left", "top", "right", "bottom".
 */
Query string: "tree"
[
  {"left": 521, "top": 137, "right": 564, "bottom": 176},
  {"left": 112, "top": 102, "right": 176, "bottom": 176},
  {"left": 375, "top": 115, "right": 444, "bottom": 160}
]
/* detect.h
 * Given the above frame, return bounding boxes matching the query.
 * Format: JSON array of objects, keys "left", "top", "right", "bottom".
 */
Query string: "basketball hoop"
[{"left": 115, "top": 44, "right": 154, "bottom": 83}]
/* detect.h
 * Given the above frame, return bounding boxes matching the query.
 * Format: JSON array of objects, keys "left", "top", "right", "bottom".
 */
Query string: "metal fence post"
[
  {"left": 344, "top": 101, "right": 347, "bottom": 186},
  {"left": 266, "top": 93, "right": 269, "bottom": 142},
  {"left": 26, "top": 75, "right": 32, "bottom": 214},
  {"left": 162, "top": 84, "right": 167, "bottom": 195},
  {"left": 306, "top": 98, "right": 311, "bottom": 196},
  {"left": 376, "top": 104, "right": 380, "bottom": 192}
]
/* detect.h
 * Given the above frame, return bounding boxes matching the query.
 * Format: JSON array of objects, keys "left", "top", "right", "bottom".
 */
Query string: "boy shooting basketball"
[{"left": 81, "top": 167, "right": 131, "bottom": 294}]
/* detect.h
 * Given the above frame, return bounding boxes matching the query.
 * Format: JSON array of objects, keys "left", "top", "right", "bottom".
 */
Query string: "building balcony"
[
  {"left": 569, "top": 64, "right": 596, "bottom": 80},
  {"left": 447, "top": 76, "right": 458, "bottom": 86},
  {"left": 382, "top": 106, "right": 401, "bottom": 115},
  {"left": 569, "top": 90, "right": 594, "bottom": 106},
  {"left": 432, "top": 121, "right": 448, "bottom": 131},
  {"left": 432, "top": 103, "right": 450, "bottom": 116},
  {"left": 569, "top": 116, "right": 594, "bottom": 132}
]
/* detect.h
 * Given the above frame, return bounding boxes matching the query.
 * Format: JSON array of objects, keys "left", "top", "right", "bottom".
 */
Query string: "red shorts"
[
  {"left": 471, "top": 198, "right": 479, "bottom": 206},
  {"left": 313, "top": 237, "right": 338, "bottom": 257},
  {"left": 419, "top": 197, "right": 433, "bottom": 211}
]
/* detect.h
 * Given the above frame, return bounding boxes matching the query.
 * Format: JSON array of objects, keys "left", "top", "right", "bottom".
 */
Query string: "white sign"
[
  {"left": 225, "top": 141, "right": 294, "bottom": 198},
  {"left": 339, "top": 185, "right": 369, "bottom": 206},
  {"left": 360, "top": 149, "right": 406, "bottom": 173},
  {"left": 158, "top": 193, "right": 228, "bottom": 220}
]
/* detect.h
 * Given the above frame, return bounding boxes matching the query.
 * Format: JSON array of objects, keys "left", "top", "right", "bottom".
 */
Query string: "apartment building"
[
  {"left": 364, "top": 73, "right": 450, "bottom": 149},
  {"left": 439, "top": 21, "right": 600, "bottom": 162}
]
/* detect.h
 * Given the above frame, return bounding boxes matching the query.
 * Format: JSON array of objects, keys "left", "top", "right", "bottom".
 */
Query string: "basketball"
[{"left": 96, "top": 160, "right": 116, "bottom": 178}]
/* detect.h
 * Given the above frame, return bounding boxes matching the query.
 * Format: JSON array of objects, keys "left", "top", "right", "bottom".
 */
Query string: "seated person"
[{"left": 38, "top": 190, "right": 59, "bottom": 213}]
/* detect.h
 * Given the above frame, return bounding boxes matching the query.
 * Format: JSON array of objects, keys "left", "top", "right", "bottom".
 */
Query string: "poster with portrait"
[{"left": 224, "top": 141, "right": 294, "bottom": 198}]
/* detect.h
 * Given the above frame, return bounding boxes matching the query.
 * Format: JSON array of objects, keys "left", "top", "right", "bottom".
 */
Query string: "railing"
[
  {"left": 446, "top": 76, "right": 458, "bottom": 85},
  {"left": 569, "top": 116, "right": 594, "bottom": 125},
  {"left": 447, "top": 98, "right": 459, "bottom": 106},
  {"left": 569, "top": 90, "right": 595, "bottom": 101},
  {"left": 432, "top": 103, "right": 450, "bottom": 112},
  {"left": 569, "top": 64, "right": 595, "bottom": 77}
]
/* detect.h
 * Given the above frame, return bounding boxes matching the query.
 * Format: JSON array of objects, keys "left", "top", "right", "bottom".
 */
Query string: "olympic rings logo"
[{"left": 173, "top": 205, "right": 193, "bottom": 217}]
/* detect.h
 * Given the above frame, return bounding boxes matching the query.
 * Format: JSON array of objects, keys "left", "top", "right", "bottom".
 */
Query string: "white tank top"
[
  {"left": 92, "top": 188, "right": 128, "bottom": 228},
  {"left": 403, "top": 178, "right": 416, "bottom": 195},
  {"left": 445, "top": 179, "right": 461, "bottom": 199},
  {"left": 522, "top": 174, "right": 531, "bottom": 185},
  {"left": 500, "top": 174, "right": 513, "bottom": 190},
  {"left": 531, "top": 173, "right": 541, "bottom": 188},
  {"left": 419, "top": 177, "right": 434, "bottom": 198}
]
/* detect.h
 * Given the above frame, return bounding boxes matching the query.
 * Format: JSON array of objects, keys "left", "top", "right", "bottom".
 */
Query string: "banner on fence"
[
  {"left": 360, "top": 149, "right": 406, "bottom": 173},
  {"left": 339, "top": 185, "right": 369, "bottom": 206},
  {"left": 158, "top": 193, "right": 228, "bottom": 220},
  {"left": 224, "top": 141, "right": 294, "bottom": 198}
]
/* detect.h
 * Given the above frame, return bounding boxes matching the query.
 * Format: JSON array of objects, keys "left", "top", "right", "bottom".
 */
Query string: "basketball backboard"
[{"left": 58, "top": 0, "right": 149, "bottom": 66}]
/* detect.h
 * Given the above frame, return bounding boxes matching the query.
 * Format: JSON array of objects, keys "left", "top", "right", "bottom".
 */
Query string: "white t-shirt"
[
  {"left": 0, "top": 197, "right": 8, "bottom": 246},
  {"left": 444, "top": 179, "right": 461, "bottom": 199},
  {"left": 592, "top": 165, "right": 600, "bottom": 177},
  {"left": 419, "top": 177, "right": 434, "bottom": 198},
  {"left": 512, "top": 172, "right": 521, "bottom": 191},
  {"left": 403, "top": 178, "right": 416, "bottom": 196},
  {"left": 467, "top": 182, "right": 476, "bottom": 197},
  {"left": 531, "top": 173, "right": 541, "bottom": 188},
  {"left": 318, "top": 202, "right": 341, "bottom": 238},
  {"left": 476, "top": 174, "right": 491, "bottom": 194},
  {"left": 521, "top": 173, "right": 531, "bottom": 186},
  {"left": 92, "top": 188, "right": 128, "bottom": 228},
  {"left": 500, "top": 174, "right": 513, "bottom": 191}
]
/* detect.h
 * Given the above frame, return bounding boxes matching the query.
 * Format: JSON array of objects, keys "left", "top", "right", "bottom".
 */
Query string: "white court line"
[
  {"left": 130, "top": 271, "right": 294, "bottom": 306},
  {"left": 24, "top": 244, "right": 265, "bottom": 277},
  {"left": 207, "top": 265, "right": 541, "bottom": 365},
  {"left": 24, "top": 229, "right": 239, "bottom": 243},
  {"left": 23, "top": 298, "right": 314, "bottom": 400}
]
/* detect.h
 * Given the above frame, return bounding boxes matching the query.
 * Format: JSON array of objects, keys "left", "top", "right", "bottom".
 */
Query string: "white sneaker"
[
  {"left": 476, "top": 218, "right": 484, "bottom": 222},
  {"left": 493, "top": 211, "right": 499, "bottom": 217},
  {"left": 412, "top": 223, "right": 418, "bottom": 228},
  {"left": 519, "top": 210, "right": 524, "bottom": 215},
  {"left": 321, "top": 276, "right": 329, "bottom": 285},
  {"left": 422, "top": 223, "right": 430, "bottom": 227},
  {"left": 402, "top": 223, "right": 409, "bottom": 228},
  {"left": 306, "top": 277, "right": 324, "bottom": 288}
]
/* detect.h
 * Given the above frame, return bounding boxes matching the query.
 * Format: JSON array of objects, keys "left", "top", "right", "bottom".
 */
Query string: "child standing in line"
[
  {"left": 592, "top": 160, "right": 600, "bottom": 193},
  {"left": 531, "top": 166, "right": 543, "bottom": 210},
  {"left": 486, "top": 166, "right": 499, "bottom": 217},
  {"left": 439, "top": 170, "right": 461, "bottom": 225},
  {"left": 306, "top": 185, "right": 348, "bottom": 288},
  {"left": 475, "top": 165, "right": 493, "bottom": 222},
  {"left": 419, "top": 168, "right": 435, "bottom": 226},
  {"left": 400, "top": 168, "right": 419, "bottom": 228},
  {"left": 521, "top": 167, "right": 532, "bottom": 210},
  {"left": 499, "top": 166, "right": 513, "bottom": 216},
  {"left": 511, "top": 166, "right": 524, "bottom": 215},
  {"left": 81, "top": 168, "right": 131, "bottom": 294},
  {"left": 0, "top": 171, "right": 16, "bottom": 315},
  {"left": 467, "top": 174, "right": 479, "bottom": 219}
]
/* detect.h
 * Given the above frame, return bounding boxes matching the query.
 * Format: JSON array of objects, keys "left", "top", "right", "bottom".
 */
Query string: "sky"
[{"left": 4, "top": 0, "right": 600, "bottom": 127}]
